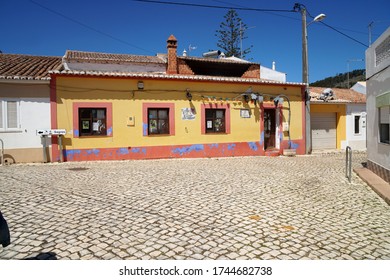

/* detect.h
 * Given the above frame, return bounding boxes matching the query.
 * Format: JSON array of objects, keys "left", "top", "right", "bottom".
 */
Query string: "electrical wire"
[
  {"left": 211, "top": 0, "right": 300, "bottom": 22},
  {"left": 49, "top": 83, "right": 301, "bottom": 97},
  {"left": 132, "top": 0, "right": 296, "bottom": 13},
  {"left": 135, "top": 0, "right": 370, "bottom": 48},
  {"left": 295, "top": 3, "right": 369, "bottom": 48},
  {"left": 319, "top": 22, "right": 368, "bottom": 48}
]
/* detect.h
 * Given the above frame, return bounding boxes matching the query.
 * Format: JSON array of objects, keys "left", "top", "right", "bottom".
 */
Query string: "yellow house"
[
  {"left": 310, "top": 87, "right": 366, "bottom": 150},
  {"left": 49, "top": 36, "right": 306, "bottom": 161}
]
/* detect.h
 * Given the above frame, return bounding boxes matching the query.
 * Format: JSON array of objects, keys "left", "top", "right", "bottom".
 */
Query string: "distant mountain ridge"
[{"left": 310, "top": 69, "right": 365, "bottom": 88}]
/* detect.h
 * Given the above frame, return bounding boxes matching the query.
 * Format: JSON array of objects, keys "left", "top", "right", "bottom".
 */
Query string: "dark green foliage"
[
  {"left": 215, "top": 9, "right": 252, "bottom": 58},
  {"left": 311, "top": 69, "right": 366, "bottom": 88}
]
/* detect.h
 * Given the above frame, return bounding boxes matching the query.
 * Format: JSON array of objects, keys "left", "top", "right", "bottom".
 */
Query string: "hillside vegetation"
[{"left": 310, "top": 69, "right": 365, "bottom": 88}]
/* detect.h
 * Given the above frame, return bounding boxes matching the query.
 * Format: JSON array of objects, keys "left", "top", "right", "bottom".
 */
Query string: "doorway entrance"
[{"left": 264, "top": 109, "right": 276, "bottom": 150}]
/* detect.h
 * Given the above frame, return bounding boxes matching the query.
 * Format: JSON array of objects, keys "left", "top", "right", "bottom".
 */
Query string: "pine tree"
[{"left": 215, "top": 9, "right": 252, "bottom": 58}]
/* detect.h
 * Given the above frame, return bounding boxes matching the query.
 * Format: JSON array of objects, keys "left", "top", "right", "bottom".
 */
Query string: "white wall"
[
  {"left": 0, "top": 98, "right": 51, "bottom": 149},
  {"left": 342, "top": 104, "right": 367, "bottom": 150},
  {"left": 260, "top": 66, "right": 286, "bottom": 82},
  {"left": 365, "top": 27, "right": 390, "bottom": 172},
  {"left": 351, "top": 82, "right": 366, "bottom": 94}
]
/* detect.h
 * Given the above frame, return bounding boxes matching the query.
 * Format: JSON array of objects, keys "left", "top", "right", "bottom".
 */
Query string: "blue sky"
[{"left": 1, "top": 0, "right": 389, "bottom": 83}]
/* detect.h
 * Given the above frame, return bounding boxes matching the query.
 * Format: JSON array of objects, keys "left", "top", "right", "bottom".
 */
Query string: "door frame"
[{"left": 262, "top": 103, "right": 283, "bottom": 151}]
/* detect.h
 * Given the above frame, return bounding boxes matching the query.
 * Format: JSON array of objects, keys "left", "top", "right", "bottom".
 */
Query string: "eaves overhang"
[
  {"left": 49, "top": 70, "right": 305, "bottom": 87},
  {"left": 0, "top": 77, "right": 51, "bottom": 84}
]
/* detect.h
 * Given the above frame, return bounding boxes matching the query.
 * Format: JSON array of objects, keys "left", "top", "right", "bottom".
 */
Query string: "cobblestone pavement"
[{"left": 1, "top": 152, "right": 390, "bottom": 260}]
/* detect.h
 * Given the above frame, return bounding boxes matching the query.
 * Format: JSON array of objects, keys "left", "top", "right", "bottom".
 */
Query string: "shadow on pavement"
[{"left": 24, "top": 252, "right": 58, "bottom": 260}]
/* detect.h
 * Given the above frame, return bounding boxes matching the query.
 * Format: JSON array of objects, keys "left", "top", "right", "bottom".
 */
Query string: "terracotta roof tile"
[
  {"left": 0, "top": 53, "right": 62, "bottom": 80},
  {"left": 65, "top": 50, "right": 165, "bottom": 64},
  {"left": 50, "top": 69, "right": 305, "bottom": 86},
  {"left": 310, "top": 87, "right": 366, "bottom": 103}
]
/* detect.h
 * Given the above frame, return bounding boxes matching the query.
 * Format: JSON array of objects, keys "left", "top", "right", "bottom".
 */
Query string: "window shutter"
[
  {"left": 7, "top": 101, "right": 18, "bottom": 129},
  {"left": 380, "top": 106, "right": 390, "bottom": 124}
]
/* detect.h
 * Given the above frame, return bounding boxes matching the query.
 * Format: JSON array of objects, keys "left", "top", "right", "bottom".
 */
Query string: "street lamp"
[
  {"left": 302, "top": 11, "right": 326, "bottom": 85},
  {"left": 294, "top": 3, "right": 326, "bottom": 154},
  {"left": 311, "top": 14, "right": 326, "bottom": 25}
]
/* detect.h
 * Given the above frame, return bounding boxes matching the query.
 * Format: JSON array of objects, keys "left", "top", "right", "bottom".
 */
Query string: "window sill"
[
  {"left": 78, "top": 135, "right": 111, "bottom": 138},
  {"left": 379, "top": 142, "right": 390, "bottom": 146},
  {"left": 204, "top": 132, "right": 228, "bottom": 135}
]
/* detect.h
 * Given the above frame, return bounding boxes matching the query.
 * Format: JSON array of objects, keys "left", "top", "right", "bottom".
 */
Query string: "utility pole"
[
  {"left": 294, "top": 3, "right": 325, "bottom": 154},
  {"left": 297, "top": 4, "right": 312, "bottom": 155}
]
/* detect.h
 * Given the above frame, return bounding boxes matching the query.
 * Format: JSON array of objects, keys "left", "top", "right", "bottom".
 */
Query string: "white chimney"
[{"left": 272, "top": 61, "right": 276, "bottom": 71}]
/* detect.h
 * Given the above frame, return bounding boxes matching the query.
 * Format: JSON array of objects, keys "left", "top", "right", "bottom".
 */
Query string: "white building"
[
  {"left": 0, "top": 54, "right": 62, "bottom": 163},
  {"left": 345, "top": 104, "right": 367, "bottom": 150},
  {"left": 351, "top": 81, "right": 366, "bottom": 94},
  {"left": 222, "top": 57, "right": 287, "bottom": 82},
  {"left": 310, "top": 87, "right": 366, "bottom": 151},
  {"left": 365, "top": 26, "right": 390, "bottom": 183},
  {"left": 260, "top": 62, "right": 286, "bottom": 83}
]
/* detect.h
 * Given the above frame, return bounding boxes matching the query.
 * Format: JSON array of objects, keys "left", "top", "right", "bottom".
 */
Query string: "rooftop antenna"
[
  {"left": 240, "top": 21, "right": 255, "bottom": 58},
  {"left": 368, "top": 21, "right": 374, "bottom": 46},
  {"left": 188, "top": 44, "right": 197, "bottom": 55}
]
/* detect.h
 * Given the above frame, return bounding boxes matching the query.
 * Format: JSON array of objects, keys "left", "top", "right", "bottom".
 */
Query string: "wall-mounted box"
[{"left": 127, "top": 116, "right": 135, "bottom": 126}]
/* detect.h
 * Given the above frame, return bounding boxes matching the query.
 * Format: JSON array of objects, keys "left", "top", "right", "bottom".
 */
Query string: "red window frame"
[
  {"left": 201, "top": 103, "right": 230, "bottom": 134},
  {"left": 143, "top": 103, "right": 175, "bottom": 136},
  {"left": 73, "top": 102, "right": 113, "bottom": 138}
]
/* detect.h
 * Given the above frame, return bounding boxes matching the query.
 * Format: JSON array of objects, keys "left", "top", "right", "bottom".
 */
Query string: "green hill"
[{"left": 310, "top": 69, "right": 365, "bottom": 88}]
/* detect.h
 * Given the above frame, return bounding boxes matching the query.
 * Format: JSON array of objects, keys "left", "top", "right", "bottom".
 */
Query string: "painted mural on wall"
[{"left": 181, "top": 108, "right": 196, "bottom": 120}]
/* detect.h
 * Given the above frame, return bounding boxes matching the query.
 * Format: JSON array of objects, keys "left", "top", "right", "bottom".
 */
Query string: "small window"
[
  {"left": 354, "top": 115, "right": 361, "bottom": 134},
  {"left": 205, "top": 109, "right": 225, "bottom": 133},
  {"left": 379, "top": 106, "right": 390, "bottom": 144},
  {"left": 78, "top": 108, "right": 107, "bottom": 136},
  {"left": 0, "top": 100, "right": 20, "bottom": 131},
  {"left": 148, "top": 108, "right": 169, "bottom": 135}
]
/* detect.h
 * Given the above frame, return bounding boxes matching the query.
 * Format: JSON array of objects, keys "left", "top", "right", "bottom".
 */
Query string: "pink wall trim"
[
  {"left": 201, "top": 103, "right": 231, "bottom": 134},
  {"left": 72, "top": 102, "right": 113, "bottom": 137},
  {"left": 142, "top": 102, "right": 175, "bottom": 136},
  {"left": 50, "top": 76, "right": 59, "bottom": 161}
]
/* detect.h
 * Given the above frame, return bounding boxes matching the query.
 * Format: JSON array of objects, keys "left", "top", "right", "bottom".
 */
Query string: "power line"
[
  {"left": 211, "top": 0, "right": 300, "bottom": 21},
  {"left": 215, "top": 0, "right": 376, "bottom": 42},
  {"left": 295, "top": 3, "right": 369, "bottom": 48},
  {"left": 319, "top": 22, "right": 368, "bottom": 48},
  {"left": 29, "top": 0, "right": 155, "bottom": 54},
  {"left": 135, "top": 0, "right": 370, "bottom": 48},
  {"left": 132, "top": 0, "right": 296, "bottom": 13}
]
